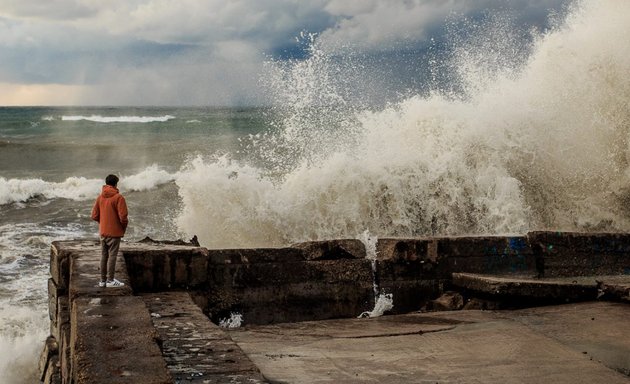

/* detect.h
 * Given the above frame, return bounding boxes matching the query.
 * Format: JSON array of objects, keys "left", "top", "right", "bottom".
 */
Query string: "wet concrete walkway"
[
  {"left": 228, "top": 302, "right": 630, "bottom": 383},
  {"left": 142, "top": 291, "right": 265, "bottom": 383}
]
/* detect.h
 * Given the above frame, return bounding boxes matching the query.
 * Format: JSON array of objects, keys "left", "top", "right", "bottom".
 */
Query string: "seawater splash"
[
  {"left": 359, "top": 294, "right": 394, "bottom": 319},
  {"left": 357, "top": 230, "right": 394, "bottom": 318},
  {"left": 0, "top": 223, "right": 88, "bottom": 384},
  {"left": 219, "top": 312, "right": 243, "bottom": 329},
  {"left": 177, "top": 0, "right": 630, "bottom": 248},
  {"left": 358, "top": 230, "right": 379, "bottom": 297}
]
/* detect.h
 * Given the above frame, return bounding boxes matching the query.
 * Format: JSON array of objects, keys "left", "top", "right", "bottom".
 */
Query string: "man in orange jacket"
[{"left": 91, "top": 174, "right": 128, "bottom": 288}]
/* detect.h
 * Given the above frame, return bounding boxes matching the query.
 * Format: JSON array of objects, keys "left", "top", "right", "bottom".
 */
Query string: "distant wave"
[
  {"left": 0, "top": 165, "right": 177, "bottom": 205},
  {"left": 60, "top": 115, "right": 175, "bottom": 123}
]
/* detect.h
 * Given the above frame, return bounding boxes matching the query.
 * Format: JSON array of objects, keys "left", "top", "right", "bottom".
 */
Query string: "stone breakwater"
[{"left": 39, "top": 232, "right": 630, "bottom": 383}]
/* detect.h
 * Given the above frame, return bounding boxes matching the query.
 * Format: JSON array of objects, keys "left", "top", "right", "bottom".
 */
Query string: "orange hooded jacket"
[{"left": 91, "top": 185, "right": 128, "bottom": 237}]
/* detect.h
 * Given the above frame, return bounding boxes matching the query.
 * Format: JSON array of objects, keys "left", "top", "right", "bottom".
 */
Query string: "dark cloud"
[{"left": 0, "top": 0, "right": 574, "bottom": 106}]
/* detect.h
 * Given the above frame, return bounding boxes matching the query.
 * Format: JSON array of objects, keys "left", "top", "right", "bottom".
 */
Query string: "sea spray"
[
  {"left": 358, "top": 230, "right": 380, "bottom": 297},
  {"left": 219, "top": 312, "right": 243, "bottom": 329},
  {"left": 177, "top": 0, "right": 630, "bottom": 248},
  {"left": 357, "top": 230, "right": 394, "bottom": 318}
]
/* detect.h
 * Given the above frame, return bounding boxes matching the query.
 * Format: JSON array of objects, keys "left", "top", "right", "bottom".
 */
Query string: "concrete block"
[
  {"left": 376, "top": 238, "right": 432, "bottom": 262},
  {"left": 125, "top": 248, "right": 209, "bottom": 291},
  {"left": 59, "top": 323, "right": 71, "bottom": 384},
  {"left": 38, "top": 335, "right": 58, "bottom": 382},
  {"left": 293, "top": 239, "right": 366, "bottom": 260},
  {"left": 51, "top": 296, "right": 70, "bottom": 341},
  {"left": 121, "top": 251, "right": 154, "bottom": 290},
  {"left": 208, "top": 247, "right": 306, "bottom": 264},
  {"left": 441, "top": 236, "right": 534, "bottom": 275},
  {"left": 48, "top": 278, "right": 59, "bottom": 321},
  {"left": 529, "top": 231, "right": 630, "bottom": 276},
  {"left": 43, "top": 355, "right": 61, "bottom": 384},
  {"left": 50, "top": 243, "right": 69, "bottom": 292}
]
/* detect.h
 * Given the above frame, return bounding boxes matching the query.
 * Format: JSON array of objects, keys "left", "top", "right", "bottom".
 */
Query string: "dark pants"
[{"left": 100, "top": 236, "right": 121, "bottom": 281}]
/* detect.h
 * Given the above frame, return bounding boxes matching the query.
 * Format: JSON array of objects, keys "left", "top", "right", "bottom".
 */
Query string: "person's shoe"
[
  {"left": 106, "top": 279, "right": 125, "bottom": 287},
  {"left": 98, "top": 281, "right": 106, "bottom": 288}
]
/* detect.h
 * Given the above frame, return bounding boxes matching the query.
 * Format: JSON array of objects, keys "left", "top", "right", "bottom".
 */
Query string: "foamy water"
[
  {"left": 176, "top": 1, "right": 630, "bottom": 248},
  {"left": 0, "top": 223, "right": 88, "bottom": 382},
  {"left": 0, "top": 165, "right": 177, "bottom": 206}
]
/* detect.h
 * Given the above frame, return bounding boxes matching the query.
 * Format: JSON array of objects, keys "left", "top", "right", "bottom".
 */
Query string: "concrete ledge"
[
  {"left": 71, "top": 296, "right": 172, "bottom": 384},
  {"left": 452, "top": 272, "right": 602, "bottom": 302}
]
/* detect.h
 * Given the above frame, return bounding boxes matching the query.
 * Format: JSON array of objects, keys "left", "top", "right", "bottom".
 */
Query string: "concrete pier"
[{"left": 40, "top": 232, "right": 630, "bottom": 383}]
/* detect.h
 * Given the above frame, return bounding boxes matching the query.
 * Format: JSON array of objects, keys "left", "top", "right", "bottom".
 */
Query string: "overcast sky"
[{"left": 0, "top": 0, "right": 571, "bottom": 106}]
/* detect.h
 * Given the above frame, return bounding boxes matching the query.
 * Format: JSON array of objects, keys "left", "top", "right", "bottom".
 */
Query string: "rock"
[
  {"left": 463, "top": 298, "right": 501, "bottom": 310},
  {"left": 431, "top": 291, "right": 464, "bottom": 311}
]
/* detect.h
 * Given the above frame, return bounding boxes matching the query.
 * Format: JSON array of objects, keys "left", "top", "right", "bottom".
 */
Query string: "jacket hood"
[{"left": 101, "top": 185, "right": 120, "bottom": 198}]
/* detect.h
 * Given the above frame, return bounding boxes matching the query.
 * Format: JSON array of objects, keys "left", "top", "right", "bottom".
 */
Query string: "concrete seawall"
[{"left": 39, "top": 232, "right": 630, "bottom": 383}]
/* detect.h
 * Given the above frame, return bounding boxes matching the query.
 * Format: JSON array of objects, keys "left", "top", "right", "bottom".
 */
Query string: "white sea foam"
[
  {"left": 0, "top": 223, "right": 87, "bottom": 384},
  {"left": 358, "top": 293, "right": 394, "bottom": 318},
  {"left": 61, "top": 115, "right": 175, "bottom": 123},
  {"left": 119, "top": 165, "right": 178, "bottom": 192},
  {"left": 176, "top": 0, "right": 630, "bottom": 248},
  {"left": 0, "top": 165, "right": 177, "bottom": 205},
  {"left": 0, "top": 306, "right": 49, "bottom": 384},
  {"left": 219, "top": 312, "right": 243, "bottom": 328}
]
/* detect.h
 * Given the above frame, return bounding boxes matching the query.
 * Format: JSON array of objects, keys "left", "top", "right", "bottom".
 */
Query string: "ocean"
[{"left": 2, "top": 1, "right": 630, "bottom": 382}]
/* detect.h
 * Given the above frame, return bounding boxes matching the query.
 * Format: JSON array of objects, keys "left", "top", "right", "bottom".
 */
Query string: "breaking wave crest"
[
  {"left": 0, "top": 165, "right": 176, "bottom": 205},
  {"left": 176, "top": 0, "right": 630, "bottom": 248},
  {"left": 60, "top": 115, "right": 175, "bottom": 123}
]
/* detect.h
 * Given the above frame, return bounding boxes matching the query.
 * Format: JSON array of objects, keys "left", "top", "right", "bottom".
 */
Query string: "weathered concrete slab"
[
  {"left": 452, "top": 272, "right": 604, "bottom": 302},
  {"left": 71, "top": 296, "right": 171, "bottom": 384},
  {"left": 509, "top": 302, "right": 630, "bottom": 376},
  {"left": 142, "top": 291, "right": 265, "bottom": 383},
  {"left": 230, "top": 303, "right": 630, "bottom": 383}
]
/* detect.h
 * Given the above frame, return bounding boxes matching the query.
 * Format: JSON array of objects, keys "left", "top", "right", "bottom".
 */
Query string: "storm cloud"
[{"left": 0, "top": 0, "right": 571, "bottom": 106}]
